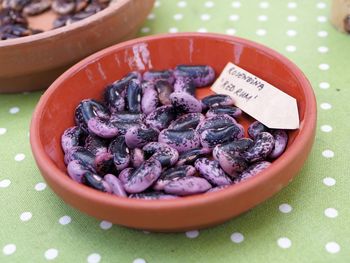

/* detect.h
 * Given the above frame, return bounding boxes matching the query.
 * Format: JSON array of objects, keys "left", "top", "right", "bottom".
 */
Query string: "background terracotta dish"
[
  {"left": 0, "top": 0, "right": 154, "bottom": 93},
  {"left": 30, "top": 33, "right": 317, "bottom": 232}
]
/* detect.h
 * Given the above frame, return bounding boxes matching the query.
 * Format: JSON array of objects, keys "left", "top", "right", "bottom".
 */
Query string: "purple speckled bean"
[
  {"left": 126, "top": 79, "right": 142, "bottom": 113},
  {"left": 124, "top": 158, "right": 162, "bottom": 193},
  {"left": 201, "top": 94, "right": 234, "bottom": 110},
  {"left": 196, "top": 114, "right": 237, "bottom": 134},
  {"left": 206, "top": 185, "right": 229, "bottom": 193},
  {"left": 153, "top": 165, "right": 196, "bottom": 191},
  {"left": 155, "top": 79, "right": 173, "bottom": 105},
  {"left": 87, "top": 117, "right": 119, "bottom": 139},
  {"left": 269, "top": 130, "right": 288, "bottom": 159},
  {"left": 145, "top": 105, "right": 177, "bottom": 131},
  {"left": 75, "top": 99, "right": 109, "bottom": 133},
  {"left": 234, "top": 161, "right": 271, "bottom": 183},
  {"left": 104, "top": 174, "right": 127, "bottom": 197},
  {"left": 61, "top": 126, "right": 86, "bottom": 154},
  {"left": 200, "top": 124, "right": 242, "bottom": 148},
  {"left": 248, "top": 121, "right": 270, "bottom": 139},
  {"left": 94, "top": 152, "right": 117, "bottom": 176},
  {"left": 104, "top": 84, "right": 125, "bottom": 113},
  {"left": 143, "top": 70, "right": 175, "bottom": 85},
  {"left": 64, "top": 146, "right": 95, "bottom": 169},
  {"left": 84, "top": 135, "right": 108, "bottom": 156},
  {"left": 173, "top": 77, "right": 196, "bottom": 95},
  {"left": 213, "top": 138, "right": 253, "bottom": 160},
  {"left": 143, "top": 142, "right": 179, "bottom": 167},
  {"left": 141, "top": 80, "right": 154, "bottom": 93},
  {"left": 109, "top": 137, "right": 130, "bottom": 171},
  {"left": 118, "top": 167, "right": 134, "bottom": 184},
  {"left": 243, "top": 132, "right": 275, "bottom": 162},
  {"left": 109, "top": 121, "right": 140, "bottom": 136},
  {"left": 67, "top": 160, "right": 91, "bottom": 183},
  {"left": 130, "top": 148, "right": 145, "bottom": 168},
  {"left": 84, "top": 172, "right": 112, "bottom": 193},
  {"left": 158, "top": 128, "right": 200, "bottom": 153},
  {"left": 176, "top": 147, "right": 211, "bottom": 166},
  {"left": 236, "top": 123, "right": 245, "bottom": 139},
  {"left": 205, "top": 105, "right": 242, "bottom": 119},
  {"left": 163, "top": 176, "right": 212, "bottom": 196},
  {"left": 129, "top": 192, "right": 178, "bottom": 200},
  {"left": 141, "top": 82, "right": 159, "bottom": 114},
  {"left": 168, "top": 113, "right": 205, "bottom": 130},
  {"left": 174, "top": 65, "right": 215, "bottom": 87},
  {"left": 125, "top": 125, "right": 159, "bottom": 149},
  {"left": 105, "top": 71, "right": 141, "bottom": 99},
  {"left": 169, "top": 92, "right": 202, "bottom": 113},
  {"left": 195, "top": 158, "right": 232, "bottom": 186},
  {"left": 216, "top": 152, "right": 248, "bottom": 178},
  {"left": 110, "top": 112, "right": 145, "bottom": 123}
]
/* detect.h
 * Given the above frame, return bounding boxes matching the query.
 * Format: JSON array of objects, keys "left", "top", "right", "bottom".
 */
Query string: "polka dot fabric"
[{"left": 1, "top": 0, "right": 349, "bottom": 262}]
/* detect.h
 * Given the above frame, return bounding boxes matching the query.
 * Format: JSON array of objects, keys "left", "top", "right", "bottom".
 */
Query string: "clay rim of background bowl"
[
  {"left": 30, "top": 33, "right": 317, "bottom": 211},
  {"left": 0, "top": 0, "right": 132, "bottom": 48}
]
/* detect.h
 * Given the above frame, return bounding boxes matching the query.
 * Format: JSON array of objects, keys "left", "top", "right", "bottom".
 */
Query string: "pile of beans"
[
  {"left": 0, "top": 0, "right": 110, "bottom": 40},
  {"left": 61, "top": 65, "right": 289, "bottom": 200}
]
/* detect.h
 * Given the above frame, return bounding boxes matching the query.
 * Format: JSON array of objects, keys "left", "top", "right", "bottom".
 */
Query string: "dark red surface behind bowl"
[{"left": 30, "top": 33, "right": 316, "bottom": 232}]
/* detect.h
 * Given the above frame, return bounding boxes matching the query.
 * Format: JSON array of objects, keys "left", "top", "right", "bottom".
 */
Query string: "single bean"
[
  {"left": 201, "top": 94, "right": 234, "bottom": 110},
  {"left": 109, "top": 136, "right": 130, "bottom": 170},
  {"left": 143, "top": 70, "right": 175, "bottom": 85},
  {"left": 168, "top": 113, "right": 205, "bottom": 130},
  {"left": 170, "top": 92, "right": 202, "bottom": 113},
  {"left": 153, "top": 165, "right": 196, "bottom": 191},
  {"left": 145, "top": 105, "right": 177, "bottom": 131},
  {"left": 61, "top": 126, "right": 86, "bottom": 154},
  {"left": 174, "top": 65, "right": 215, "bottom": 87},
  {"left": 163, "top": 176, "right": 212, "bottom": 196},
  {"left": 234, "top": 161, "right": 271, "bottom": 183},
  {"left": 129, "top": 191, "right": 177, "bottom": 200},
  {"left": 195, "top": 158, "right": 232, "bottom": 186},
  {"left": 124, "top": 158, "right": 162, "bottom": 194},
  {"left": 243, "top": 132, "right": 275, "bottom": 162},
  {"left": 84, "top": 172, "right": 112, "bottom": 193},
  {"left": 158, "top": 128, "right": 200, "bottom": 153},
  {"left": 104, "top": 174, "right": 127, "bottom": 197}
]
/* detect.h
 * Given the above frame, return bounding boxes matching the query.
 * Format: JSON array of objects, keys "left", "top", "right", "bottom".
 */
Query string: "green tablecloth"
[{"left": 1, "top": 0, "right": 349, "bottom": 262}]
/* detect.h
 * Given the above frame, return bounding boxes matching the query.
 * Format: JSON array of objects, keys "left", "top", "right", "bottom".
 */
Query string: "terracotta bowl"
[
  {"left": 0, "top": 0, "right": 154, "bottom": 93},
  {"left": 30, "top": 33, "right": 317, "bottom": 232}
]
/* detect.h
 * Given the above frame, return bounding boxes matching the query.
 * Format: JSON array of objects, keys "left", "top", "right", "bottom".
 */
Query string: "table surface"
[{"left": 1, "top": 0, "right": 349, "bottom": 262}]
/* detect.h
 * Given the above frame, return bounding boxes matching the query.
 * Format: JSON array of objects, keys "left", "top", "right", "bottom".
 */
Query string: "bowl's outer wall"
[
  {"left": 31, "top": 34, "right": 317, "bottom": 232},
  {"left": 0, "top": 0, "right": 155, "bottom": 93}
]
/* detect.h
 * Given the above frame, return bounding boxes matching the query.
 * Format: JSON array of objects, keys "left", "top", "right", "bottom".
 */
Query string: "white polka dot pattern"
[
  {"left": 323, "top": 177, "right": 336, "bottom": 186},
  {"left": 230, "top": 232, "right": 244, "bottom": 243},
  {"left": 20, "top": 212, "right": 32, "bottom": 222},
  {"left": 279, "top": 203, "right": 292, "bottom": 213},
  {"left": 3, "top": 244, "right": 16, "bottom": 255},
  {"left": 87, "top": 253, "right": 101, "bottom": 263},
  {"left": 44, "top": 248, "right": 58, "bottom": 260},
  {"left": 325, "top": 242, "right": 340, "bottom": 254},
  {"left": 324, "top": 208, "right": 338, "bottom": 218},
  {"left": 277, "top": 237, "right": 292, "bottom": 248},
  {"left": 59, "top": 215, "right": 72, "bottom": 225},
  {"left": 186, "top": 230, "right": 199, "bottom": 238}
]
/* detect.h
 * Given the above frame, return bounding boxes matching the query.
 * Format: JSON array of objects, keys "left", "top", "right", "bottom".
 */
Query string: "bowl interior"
[{"left": 38, "top": 34, "right": 307, "bottom": 181}]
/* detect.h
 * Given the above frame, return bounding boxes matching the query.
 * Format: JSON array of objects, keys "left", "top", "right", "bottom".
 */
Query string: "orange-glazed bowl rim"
[{"left": 30, "top": 32, "right": 317, "bottom": 211}]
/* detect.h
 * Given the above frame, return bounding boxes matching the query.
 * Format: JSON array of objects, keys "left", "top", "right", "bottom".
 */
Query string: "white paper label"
[{"left": 211, "top": 62, "right": 299, "bottom": 129}]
